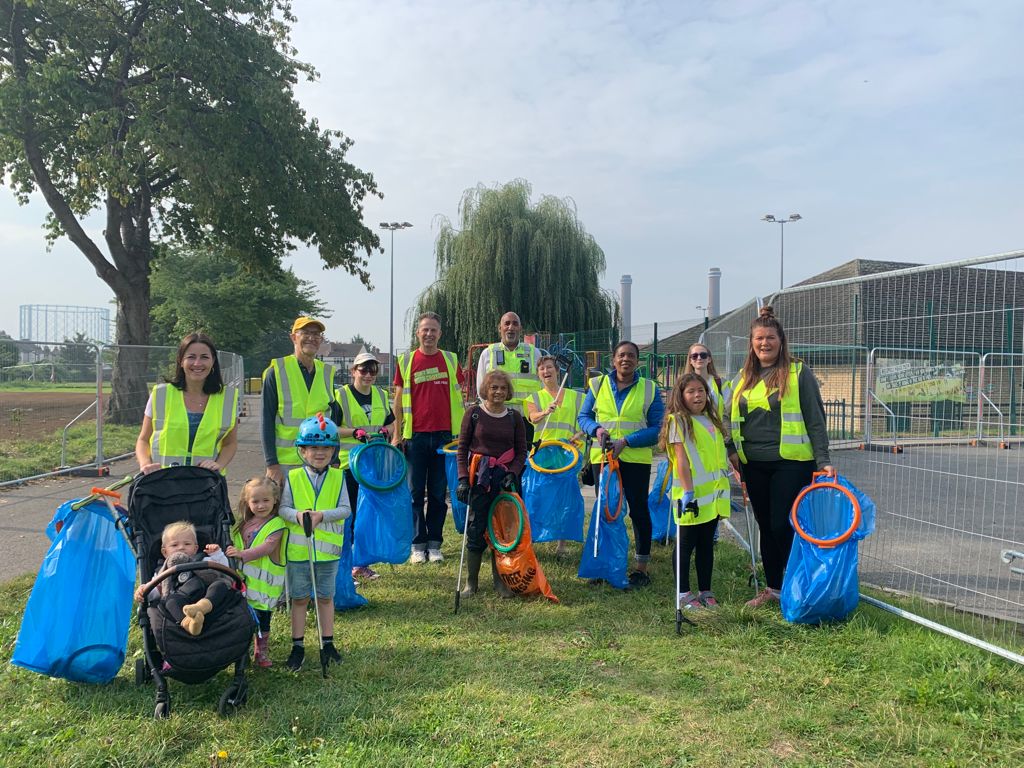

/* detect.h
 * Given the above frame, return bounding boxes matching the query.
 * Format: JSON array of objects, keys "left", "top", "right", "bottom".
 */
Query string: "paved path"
[{"left": 0, "top": 396, "right": 268, "bottom": 582}]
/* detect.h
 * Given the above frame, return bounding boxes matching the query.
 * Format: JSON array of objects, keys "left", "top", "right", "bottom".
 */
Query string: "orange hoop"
[
  {"left": 600, "top": 452, "right": 624, "bottom": 522},
  {"left": 790, "top": 475, "right": 861, "bottom": 549}
]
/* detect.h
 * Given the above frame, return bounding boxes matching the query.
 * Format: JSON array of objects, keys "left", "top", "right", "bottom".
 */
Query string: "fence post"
[
  {"left": 864, "top": 349, "right": 874, "bottom": 447},
  {"left": 95, "top": 344, "right": 105, "bottom": 469},
  {"left": 1008, "top": 306, "right": 1017, "bottom": 436},
  {"left": 652, "top": 322, "right": 658, "bottom": 381}
]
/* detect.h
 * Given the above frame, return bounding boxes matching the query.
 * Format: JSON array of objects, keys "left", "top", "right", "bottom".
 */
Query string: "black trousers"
[
  {"left": 672, "top": 517, "right": 717, "bottom": 593},
  {"left": 742, "top": 459, "right": 816, "bottom": 590},
  {"left": 596, "top": 460, "right": 652, "bottom": 561}
]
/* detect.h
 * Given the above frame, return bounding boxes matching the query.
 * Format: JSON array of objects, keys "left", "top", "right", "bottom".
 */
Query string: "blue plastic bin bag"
[
  {"left": 522, "top": 442, "right": 584, "bottom": 543},
  {"left": 13, "top": 499, "right": 134, "bottom": 683},
  {"left": 334, "top": 514, "right": 368, "bottom": 610},
  {"left": 648, "top": 458, "right": 674, "bottom": 544},
  {"left": 578, "top": 463, "right": 629, "bottom": 589},
  {"left": 781, "top": 473, "right": 876, "bottom": 624},
  {"left": 439, "top": 445, "right": 467, "bottom": 534},
  {"left": 352, "top": 482, "right": 413, "bottom": 567}
]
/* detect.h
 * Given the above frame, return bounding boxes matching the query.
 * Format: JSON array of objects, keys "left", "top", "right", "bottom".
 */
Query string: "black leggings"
[
  {"left": 672, "top": 517, "right": 717, "bottom": 593},
  {"left": 742, "top": 459, "right": 816, "bottom": 590},
  {"left": 163, "top": 579, "right": 231, "bottom": 623},
  {"left": 255, "top": 608, "right": 272, "bottom": 635},
  {"left": 597, "top": 460, "right": 652, "bottom": 561}
]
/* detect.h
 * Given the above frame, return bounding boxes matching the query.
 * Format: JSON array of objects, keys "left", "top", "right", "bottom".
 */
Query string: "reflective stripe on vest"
[
  {"left": 530, "top": 388, "right": 583, "bottom": 442},
  {"left": 231, "top": 516, "right": 287, "bottom": 610},
  {"left": 399, "top": 350, "right": 465, "bottom": 439},
  {"left": 729, "top": 361, "right": 813, "bottom": 463},
  {"left": 268, "top": 356, "right": 335, "bottom": 467},
  {"left": 589, "top": 375, "right": 657, "bottom": 464},
  {"left": 335, "top": 384, "right": 390, "bottom": 470},
  {"left": 285, "top": 467, "right": 345, "bottom": 562},
  {"left": 667, "top": 414, "right": 731, "bottom": 525},
  {"left": 150, "top": 384, "right": 238, "bottom": 470},
  {"left": 485, "top": 342, "right": 542, "bottom": 413}
]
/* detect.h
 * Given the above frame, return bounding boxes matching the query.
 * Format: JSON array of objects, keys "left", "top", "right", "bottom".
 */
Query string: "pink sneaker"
[
  {"left": 745, "top": 588, "right": 780, "bottom": 608},
  {"left": 699, "top": 592, "right": 719, "bottom": 609}
]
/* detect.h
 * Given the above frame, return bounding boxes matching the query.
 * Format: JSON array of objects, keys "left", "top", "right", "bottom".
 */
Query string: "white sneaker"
[
  {"left": 410, "top": 549, "right": 428, "bottom": 564},
  {"left": 427, "top": 548, "right": 445, "bottom": 563}
]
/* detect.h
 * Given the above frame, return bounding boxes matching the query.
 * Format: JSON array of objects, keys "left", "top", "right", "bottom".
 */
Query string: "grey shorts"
[{"left": 286, "top": 558, "right": 339, "bottom": 600}]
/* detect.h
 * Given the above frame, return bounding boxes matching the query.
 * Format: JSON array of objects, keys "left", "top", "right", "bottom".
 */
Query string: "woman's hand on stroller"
[{"left": 197, "top": 459, "right": 222, "bottom": 472}]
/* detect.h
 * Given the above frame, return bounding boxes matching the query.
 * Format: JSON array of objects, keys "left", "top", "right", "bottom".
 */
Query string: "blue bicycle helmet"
[{"left": 295, "top": 412, "right": 341, "bottom": 447}]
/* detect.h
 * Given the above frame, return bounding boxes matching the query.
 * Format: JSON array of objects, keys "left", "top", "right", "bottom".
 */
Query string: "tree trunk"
[{"left": 106, "top": 275, "right": 152, "bottom": 426}]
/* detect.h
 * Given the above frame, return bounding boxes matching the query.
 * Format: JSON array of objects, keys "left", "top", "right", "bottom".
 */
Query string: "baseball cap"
[
  {"left": 291, "top": 317, "right": 325, "bottom": 334},
  {"left": 353, "top": 351, "right": 380, "bottom": 367}
]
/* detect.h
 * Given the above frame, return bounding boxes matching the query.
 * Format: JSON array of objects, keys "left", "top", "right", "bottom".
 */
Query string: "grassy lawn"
[
  {"left": 0, "top": 383, "right": 111, "bottom": 393},
  {"left": 1, "top": 534, "right": 1021, "bottom": 767},
  {"left": 0, "top": 424, "right": 137, "bottom": 480}
]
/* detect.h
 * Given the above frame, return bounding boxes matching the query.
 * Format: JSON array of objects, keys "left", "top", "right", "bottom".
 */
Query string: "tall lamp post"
[
  {"left": 761, "top": 214, "right": 802, "bottom": 290},
  {"left": 379, "top": 221, "right": 413, "bottom": 379}
]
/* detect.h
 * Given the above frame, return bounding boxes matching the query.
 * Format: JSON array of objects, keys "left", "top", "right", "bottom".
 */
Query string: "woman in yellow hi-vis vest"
[
  {"left": 135, "top": 333, "right": 238, "bottom": 475},
  {"left": 727, "top": 306, "right": 834, "bottom": 609},
  {"left": 578, "top": 340, "right": 664, "bottom": 589}
]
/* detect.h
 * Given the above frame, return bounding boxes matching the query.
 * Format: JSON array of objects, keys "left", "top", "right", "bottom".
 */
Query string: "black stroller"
[{"left": 126, "top": 466, "right": 255, "bottom": 718}]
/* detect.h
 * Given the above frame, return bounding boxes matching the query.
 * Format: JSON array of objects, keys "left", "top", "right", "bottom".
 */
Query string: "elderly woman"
[
  {"left": 135, "top": 332, "right": 238, "bottom": 475},
  {"left": 728, "top": 306, "right": 833, "bottom": 608}
]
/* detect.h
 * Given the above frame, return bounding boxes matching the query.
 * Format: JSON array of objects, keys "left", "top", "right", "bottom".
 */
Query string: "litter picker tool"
[
  {"left": 301, "top": 512, "right": 328, "bottom": 678},
  {"left": 741, "top": 483, "right": 759, "bottom": 597},
  {"left": 455, "top": 455, "right": 481, "bottom": 614}
]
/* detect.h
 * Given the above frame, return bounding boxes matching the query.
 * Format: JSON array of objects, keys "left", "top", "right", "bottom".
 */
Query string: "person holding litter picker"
[
  {"left": 662, "top": 373, "right": 736, "bottom": 612},
  {"left": 279, "top": 413, "right": 350, "bottom": 672},
  {"left": 578, "top": 340, "right": 664, "bottom": 589},
  {"left": 455, "top": 370, "right": 528, "bottom": 599},
  {"left": 727, "top": 306, "right": 834, "bottom": 609}
]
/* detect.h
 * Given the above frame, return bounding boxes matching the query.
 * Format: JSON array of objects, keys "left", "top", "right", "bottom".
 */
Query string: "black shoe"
[
  {"left": 322, "top": 643, "right": 342, "bottom": 665},
  {"left": 285, "top": 645, "right": 304, "bottom": 672},
  {"left": 627, "top": 571, "right": 652, "bottom": 589}
]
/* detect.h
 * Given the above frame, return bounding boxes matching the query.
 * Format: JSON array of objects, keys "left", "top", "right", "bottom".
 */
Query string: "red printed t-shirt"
[{"left": 393, "top": 349, "right": 466, "bottom": 433}]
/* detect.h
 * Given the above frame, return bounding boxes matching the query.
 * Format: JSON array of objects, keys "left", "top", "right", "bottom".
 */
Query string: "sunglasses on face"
[
  {"left": 690, "top": 352, "right": 710, "bottom": 360},
  {"left": 356, "top": 365, "right": 378, "bottom": 374}
]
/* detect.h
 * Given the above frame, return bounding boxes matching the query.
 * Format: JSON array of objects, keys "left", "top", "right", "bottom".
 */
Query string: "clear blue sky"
[{"left": 2, "top": 0, "right": 1022, "bottom": 350}]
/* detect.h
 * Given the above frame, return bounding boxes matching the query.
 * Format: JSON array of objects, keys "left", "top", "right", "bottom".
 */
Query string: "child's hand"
[
  {"left": 225, "top": 545, "right": 240, "bottom": 558},
  {"left": 204, "top": 544, "right": 221, "bottom": 555},
  {"left": 134, "top": 584, "right": 145, "bottom": 603},
  {"left": 307, "top": 511, "right": 324, "bottom": 529}
]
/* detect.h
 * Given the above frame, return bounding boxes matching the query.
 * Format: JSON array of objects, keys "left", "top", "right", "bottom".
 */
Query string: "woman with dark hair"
[
  {"left": 135, "top": 332, "right": 239, "bottom": 474},
  {"left": 578, "top": 340, "right": 664, "bottom": 588},
  {"left": 728, "top": 306, "right": 833, "bottom": 608}
]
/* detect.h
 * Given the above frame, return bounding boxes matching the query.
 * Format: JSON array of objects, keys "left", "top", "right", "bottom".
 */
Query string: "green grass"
[
  {"left": 0, "top": 382, "right": 110, "bottom": 393},
  {"left": 1, "top": 536, "right": 1022, "bottom": 767},
  {"left": 0, "top": 423, "right": 137, "bottom": 479}
]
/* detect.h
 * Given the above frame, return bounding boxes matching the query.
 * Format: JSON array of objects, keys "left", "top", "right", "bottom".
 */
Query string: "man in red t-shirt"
[{"left": 392, "top": 312, "right": 466, "bottom": 563}]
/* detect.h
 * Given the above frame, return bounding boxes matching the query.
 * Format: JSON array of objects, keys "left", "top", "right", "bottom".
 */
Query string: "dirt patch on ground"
[{"left": 0, "top": 391, "right": 99, "bottom": 439}]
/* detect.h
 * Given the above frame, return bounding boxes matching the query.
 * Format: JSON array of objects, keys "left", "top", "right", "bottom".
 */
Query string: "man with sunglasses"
[
  {"left": 335, "top": 350, "right": 394, "bottom": 581},
  {"left": 261, "top": 316, "right": 340, "bottom": 486}
]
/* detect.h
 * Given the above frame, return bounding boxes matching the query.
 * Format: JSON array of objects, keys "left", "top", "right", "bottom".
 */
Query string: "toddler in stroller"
[{"left": 127, "top": 465, "right": 256, "bottom": 718}]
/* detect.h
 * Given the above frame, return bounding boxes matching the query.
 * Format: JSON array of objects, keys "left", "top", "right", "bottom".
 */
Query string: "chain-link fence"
[{"left": 1, "top": 342, "right": 243, "bottom": 487}]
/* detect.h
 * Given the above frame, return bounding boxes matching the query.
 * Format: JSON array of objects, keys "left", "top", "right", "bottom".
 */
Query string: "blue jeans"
[{"left": 407, "top": 431, "right": 452, "bottom": 548}]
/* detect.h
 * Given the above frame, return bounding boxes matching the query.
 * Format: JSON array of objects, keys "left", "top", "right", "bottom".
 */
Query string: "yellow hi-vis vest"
[
  {"left": 667, "top": 414, "right": 731, "bottom": 526},
  {"left": 589, "top": 374, "right": 658, "bottom": 464},
  {"left": 149, "top": 384, "right": 238, "bottom": 470},
  {"left": 530, "top": 388, "right": 583, "bottom": 442},
  {"left": 730, "top": 361, "right": 813, "bottom": 464},
  {"left": 285, "top": 467, "right": 345, "bottom": 562},
  {"left": 707, "top": 376, "right": 725, "bottom": 423},
  {"left": 231, "top": 517, "right": 287, "bottom": 610},
  {"left": 266, "top": 355, "right": 336, "bottom": 468},
  {"left": 485, "top": 342, "right": 542, "bottom": 413},
  {"left": 335, "top": 384, "right": 391, "bottom": 471},
  {"left": 398, "top": 350, "right": 465, "bottom": 439}
]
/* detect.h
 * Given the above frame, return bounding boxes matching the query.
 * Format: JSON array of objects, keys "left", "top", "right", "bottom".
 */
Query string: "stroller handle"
[{"left": 137, "top": 561, "right": 245, "bottom": 602}]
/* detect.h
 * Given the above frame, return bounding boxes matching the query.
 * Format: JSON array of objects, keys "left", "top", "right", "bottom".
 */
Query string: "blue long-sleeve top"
[{"left": 578, "top": 370, "right": 664, "bottom": 449}]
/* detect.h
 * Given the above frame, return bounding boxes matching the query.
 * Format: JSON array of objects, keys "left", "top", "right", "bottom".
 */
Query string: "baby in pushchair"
[{"left": 136, "top": 521, "right": 233, "bottom": 636}]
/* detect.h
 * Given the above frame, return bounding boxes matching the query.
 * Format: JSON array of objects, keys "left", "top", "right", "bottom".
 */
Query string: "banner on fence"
[{"left": 875, "top": 358, "right": 966, "bottom": 403}]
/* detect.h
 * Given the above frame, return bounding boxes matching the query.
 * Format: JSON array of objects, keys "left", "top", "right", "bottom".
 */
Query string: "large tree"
[
  {"left": 414, "top": 179, "right": 617, "bottom": 356},
  {"left": 149, "top": 246, "right": 327, "bottom": 377},
  {"left": 0, "top": 1, "right": 380, "bottom": 422}
]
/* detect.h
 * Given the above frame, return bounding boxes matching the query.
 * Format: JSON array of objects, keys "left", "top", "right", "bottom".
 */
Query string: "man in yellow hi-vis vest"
[
  {"left": 391, "top": 311, "right": 465, "bottom": 564},
  {"left": 475, "top": 312, "right": 542, "bottom": 409},
  {"left": 261, "top": 317, "right": 340, "bottom": 486}
]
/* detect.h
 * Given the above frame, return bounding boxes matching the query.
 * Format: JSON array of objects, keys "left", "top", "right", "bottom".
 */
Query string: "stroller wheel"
[
  {"left": 218, "top": 682, "right": 248, "bottom": 717},
  {"left": 154, "top": 700, "right": 170, "bottom": 719},
  {"left": 135, "top": 658, "right": 150, "bottom": 686}
]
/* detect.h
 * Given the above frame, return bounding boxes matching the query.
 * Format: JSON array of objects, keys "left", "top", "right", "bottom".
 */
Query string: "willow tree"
[
  {"left": 415, "top": 179, "right": 617, "bottom": 356},
  {"left": 0, "top": 1, "right": 379, "bottom": 423}
]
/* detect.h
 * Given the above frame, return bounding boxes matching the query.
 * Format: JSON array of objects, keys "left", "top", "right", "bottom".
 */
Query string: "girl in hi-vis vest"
[
  {"left": 662, "top": 373, "right": 736, "bottom": 611},
  {"left": 227, "top": 477, "right": 286, "bottom": 668}
]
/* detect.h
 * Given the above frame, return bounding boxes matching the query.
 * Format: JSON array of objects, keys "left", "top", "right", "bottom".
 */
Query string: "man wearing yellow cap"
[{"left": 262, "top": 317, "right": 340, "bottom": 485}]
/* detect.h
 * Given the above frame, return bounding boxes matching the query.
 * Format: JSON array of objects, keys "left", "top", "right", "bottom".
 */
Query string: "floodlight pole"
[
  {"left": 761, "top": 214, "right": 802, "bottom": 290},
  {"left": 379, "top": 221, "right": 413, "bottom": 377}
]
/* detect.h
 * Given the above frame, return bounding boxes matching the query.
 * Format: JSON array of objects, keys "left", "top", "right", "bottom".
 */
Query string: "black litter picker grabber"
[{"left": 301, "top": 512, "right": 328, "bottom": 679}]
